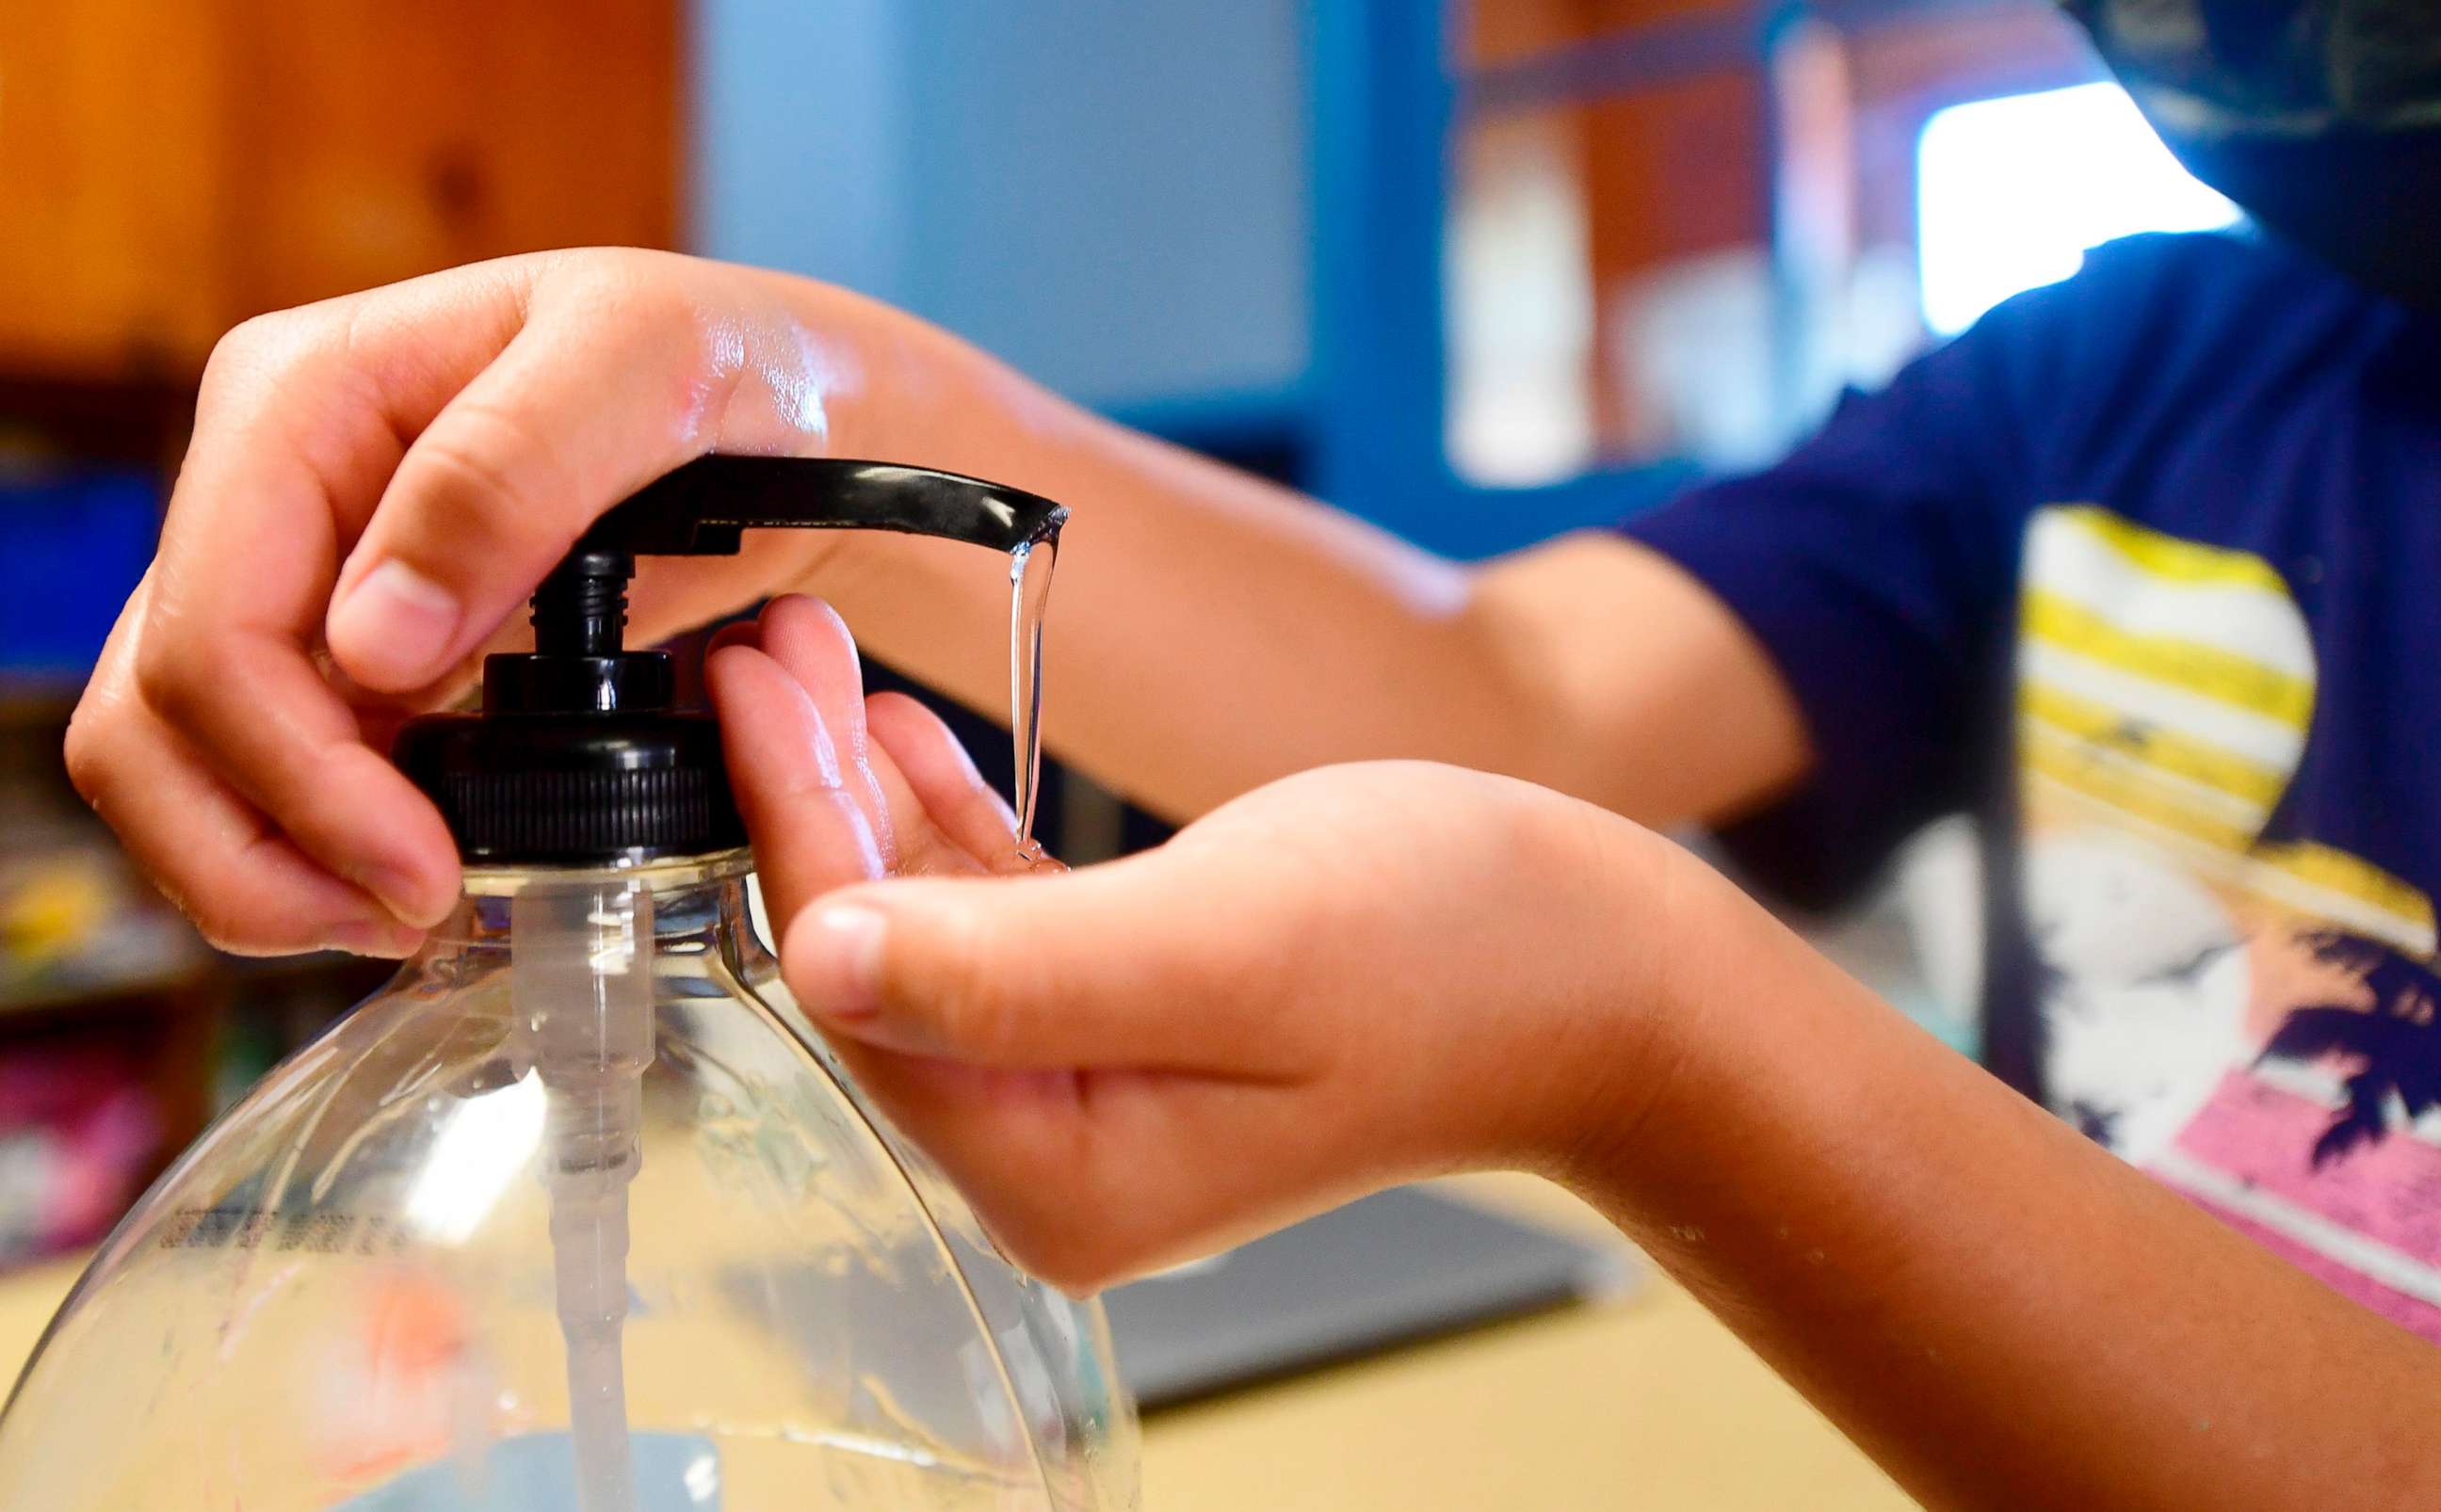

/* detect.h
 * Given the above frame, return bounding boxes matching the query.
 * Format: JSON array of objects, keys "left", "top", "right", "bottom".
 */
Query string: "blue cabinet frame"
[
  {"left": 1301, "top": 0, "right": 1695, "bottom": 559},
  {"left": 1174, "top": 0, "right": 2022, "bottom": 560}
]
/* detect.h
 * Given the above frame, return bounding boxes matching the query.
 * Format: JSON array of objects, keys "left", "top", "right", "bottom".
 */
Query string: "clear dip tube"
[{"left": 515, "top": 880, "right": 655, "bottom": 1512}]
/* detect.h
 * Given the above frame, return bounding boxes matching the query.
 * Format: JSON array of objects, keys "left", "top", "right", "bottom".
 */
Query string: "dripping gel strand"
[{"left": 1008, "top": 535, "right": 1058, "bottom": 864}]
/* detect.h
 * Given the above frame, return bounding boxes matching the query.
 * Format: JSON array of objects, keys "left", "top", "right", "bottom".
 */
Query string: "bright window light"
[{"left": 1916, "top": 82, "right": 2241, "bottom": 336}]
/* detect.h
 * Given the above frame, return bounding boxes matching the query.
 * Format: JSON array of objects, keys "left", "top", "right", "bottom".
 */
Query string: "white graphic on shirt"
[
  {"left": 2009, "top": 505, "right": 2441, "bottom": 1338},
  {"left": 2029, "top": 829, "right": 2249, "bottom": 1162}
]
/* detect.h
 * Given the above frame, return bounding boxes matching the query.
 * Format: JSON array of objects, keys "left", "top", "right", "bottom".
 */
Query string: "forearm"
[
  {"left": 1578, "top": 852, "right": 2441, "bottom": 1508},
  {"left": 783, "top": 274, "right": 1802, "bottom": 824}
]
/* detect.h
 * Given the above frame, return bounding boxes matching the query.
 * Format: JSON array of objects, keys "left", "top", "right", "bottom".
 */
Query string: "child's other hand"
[
  {"left": 706, "top": 594, "right": 1045, "bottom": 897},
  {"left": 718, "top": 603, "right": 1690, "bottom": 1294}
]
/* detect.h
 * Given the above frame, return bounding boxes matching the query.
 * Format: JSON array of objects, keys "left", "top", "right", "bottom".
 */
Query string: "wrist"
[
  {"left": 1529, "top": 823, "right": 1765, "bottom": 1196},
  {"left": 777, "top": 273, "right": 1077, "bottom": 481}
]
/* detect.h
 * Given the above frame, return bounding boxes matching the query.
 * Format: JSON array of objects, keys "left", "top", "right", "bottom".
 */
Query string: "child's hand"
[
  {"left": 705, "top": 594, "right": 1048, "bottom": 895},
  {"left": 715, "top": 597, "right": 1689, "bottom": 1293},
  {"left": 63, "top": 250, "right": 991, "bottom": 957},
  {"left": 716, "top": 599, "right": 2441, "bottom": 1512}
]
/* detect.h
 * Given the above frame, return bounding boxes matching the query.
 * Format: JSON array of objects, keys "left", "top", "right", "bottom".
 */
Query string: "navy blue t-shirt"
[{"left": 1625, "top": 231, "right": 2441, "bottom": 1340}]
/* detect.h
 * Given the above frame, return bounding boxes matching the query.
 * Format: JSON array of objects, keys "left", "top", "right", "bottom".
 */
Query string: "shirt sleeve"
[{"left": 1619, "top": 298, "right": 2057, "bottom": 909}]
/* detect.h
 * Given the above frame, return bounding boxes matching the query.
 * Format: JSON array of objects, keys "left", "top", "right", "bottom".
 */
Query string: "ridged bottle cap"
[
  {"left": 393, "top": 706, "right": 745, "bottom": 865},
  {"left": 392, "top": 543, "right": 745, "bottom": 866}
]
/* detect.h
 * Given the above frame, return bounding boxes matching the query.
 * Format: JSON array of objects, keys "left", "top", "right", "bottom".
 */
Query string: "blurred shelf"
[{"left": 0, "top": 968, "right": 207, "bottom": 1023}]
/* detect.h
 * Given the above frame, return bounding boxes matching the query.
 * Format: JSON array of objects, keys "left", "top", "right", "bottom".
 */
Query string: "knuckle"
[
  {"left": 554, "top": 244, "right": 652, "bottom": 281},
  {"left": 184, "top": 898, "right": 260, "bottom": 956},
  {"left": 201, "top": 308, "right": 320, "bottom": 391},
  {"left": 131, "top": 633, "right": 230, "bottom": 731},
  {"left": 59, "top": 706, "right": 114, "bottom": 811},
  {"left": 137, "top": 858, "right": 245, "bottom": 953},
  {"left": 129, "top": 634, "right": 191, "bottom": 718},
  {"left": 331, "top": 293, "right": 389, "bottom": 372},
  {"left": 193, "top": 299, "right": 364, "bottom": 437},
  {"left": 538, "top": 251, "right": 752, "bottom": 437},
  {"left": 556, "top": 254, "right": 736, "bottom": 372},
  {"left": 979, "top": 1204, "right": 1123, "bottom": 1296},
  {"left": 204, "top": 311, "right": 282, "bottom": 368},
  {"left": 406, "top": 410, "right": 568, "bottom": 553},
  {"left": 551, "top": 251, "right": 696, "bottom": 333}
]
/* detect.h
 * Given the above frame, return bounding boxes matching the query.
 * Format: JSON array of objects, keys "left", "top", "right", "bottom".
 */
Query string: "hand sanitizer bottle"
[{"left": 0, "top": 459, "right": 1136, "bottom": 1512}]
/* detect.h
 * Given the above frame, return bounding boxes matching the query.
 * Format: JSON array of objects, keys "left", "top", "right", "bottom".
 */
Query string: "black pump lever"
[
  {"left": 503, "top": 454, "right": 1067, "bottom": 710},
  {"left": 577, "top": 456, "right": 1068, "bottom": 558}
]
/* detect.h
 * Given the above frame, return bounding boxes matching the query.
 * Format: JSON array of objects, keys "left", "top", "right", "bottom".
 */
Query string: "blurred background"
[{"left": 0, "top": 0, "right": 2233, "bottom": 1271}]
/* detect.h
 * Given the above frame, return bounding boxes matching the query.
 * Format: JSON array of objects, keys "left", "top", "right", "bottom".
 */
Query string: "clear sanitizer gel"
[{"left": 0, "top": 459, "right": 1137, "bottom": 1511}]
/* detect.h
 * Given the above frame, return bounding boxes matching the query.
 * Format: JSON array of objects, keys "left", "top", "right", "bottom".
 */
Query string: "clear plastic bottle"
[
  {"left": 0, "top": 852, "right": 1136, "bottom": 1509},
  {"left": 0, "top": 458, "right": 1137, "bottom": 1509}
]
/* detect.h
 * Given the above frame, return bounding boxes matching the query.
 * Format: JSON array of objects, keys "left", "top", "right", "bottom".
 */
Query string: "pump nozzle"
[
  {"left": 493, "top": 458, "right": 1065, "bottom": 718},
  {"left": 395, "top": 457, "right": 1071, "bottom": 866}
]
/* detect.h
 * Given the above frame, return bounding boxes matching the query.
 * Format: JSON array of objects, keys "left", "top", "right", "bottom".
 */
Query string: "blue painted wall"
[
  {"left": 693, "top": 0, "right": 915, "bottom": 306},
  {"left": 691, "top": 0, "right": 1310, "bottom": 415}
]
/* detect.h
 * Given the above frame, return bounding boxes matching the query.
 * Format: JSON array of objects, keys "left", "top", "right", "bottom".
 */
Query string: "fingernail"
[
  {"left": 329, "top": 559, "right": 459, "bottom": 686},
  {"left": 800, "top": 904, "right": 887, "bottom": 1019},
  {"left": 328, "top": 918, "right": 424, "bottom": 958}
]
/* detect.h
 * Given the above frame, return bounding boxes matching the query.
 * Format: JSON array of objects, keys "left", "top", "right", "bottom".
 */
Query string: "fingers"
[
  {"left": 865, "top": 691, "right": 1026, "bottom": 868},
  {"left": 103, "top": 253, "right": 827, "bottom": 953},
  {"left": 66, "top": 670, "right": 421, "bottom": 957},
  {"left": 752, "top": 593, "right": 1032, "bottom": 877},
  {"left": 744, "top": 596, "right": 897, "bottom": 864},
  {"left": 706, "top": 644, "right": 890, "bottom": 922},
  {"left": 711, "top": 595, "right": 1022, "bottom": 906},
  {"left": 727, "top": 589, "right": 1035, "bottom": 873},
  {"left": 120, "top": 277, "right": 546, "bottom": 933},
  {"left": 134, "top": 622, "right": 461, "bottom": 926},
  {"left": 73, "top": 571, "right": 438, "bottom": 950},
  {"left": 73, "top": 252, "right": 901, "bottom": 960},
  {"left": 325, "top": 295, "right": 699, "bottom": 689},
  {"left": 776, "top": 848, "right": 1311, "bottom": 1076}
]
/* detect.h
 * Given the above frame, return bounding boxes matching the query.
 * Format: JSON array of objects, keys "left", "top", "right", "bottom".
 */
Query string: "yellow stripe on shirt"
[
  {"left": 2018, "top": 679, "right": 2289, "bottom": 811},
  {"left": 2251, "top": 841, "right": 2437, "bottom": 943},
  {"left": 2025, "top": 729, "right": 2436, "bottom": 947},
  {"left": 2022, "top": 724, "right": 2255, "bottom": 854},
  {"left": 2024, "top": 589, "right": 2315, "bottom": 729},
  {"left": 2025, "top": 764, "right": 2436, "bottom": 952},
  {"left": 2046, "top": 504, "right": 2294, "bottom": 596}
]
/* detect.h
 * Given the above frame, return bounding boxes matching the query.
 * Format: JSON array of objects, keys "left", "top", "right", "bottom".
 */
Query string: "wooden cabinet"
[
  {"left": 0, "top": 0, "right": 681, "bottom": 380},
  {"left": 0, "top": 0, "right": 230, "bottom": 378}
]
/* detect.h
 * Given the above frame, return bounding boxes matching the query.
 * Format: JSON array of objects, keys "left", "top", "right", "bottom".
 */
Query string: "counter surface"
[{"left": 0, "top": 1175, "right": 1910, "bottom": 1509}]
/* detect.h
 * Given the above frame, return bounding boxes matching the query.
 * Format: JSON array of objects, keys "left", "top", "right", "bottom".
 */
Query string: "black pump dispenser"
[{"left": 393, "top": 456, "right": 1067, "bottom": 866}]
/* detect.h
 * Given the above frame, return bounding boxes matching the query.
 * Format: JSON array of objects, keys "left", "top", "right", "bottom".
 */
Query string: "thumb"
[
  {"left": 778, "top": 845, "right": 1312, "bottom": 1077},
  {"left": 326, "top": 291, "right": 712, "bottom": 692}
]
